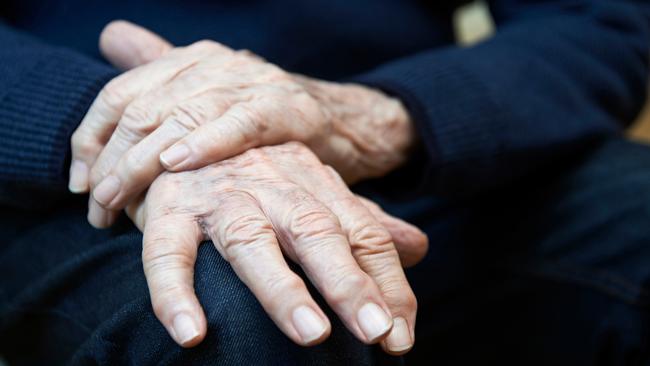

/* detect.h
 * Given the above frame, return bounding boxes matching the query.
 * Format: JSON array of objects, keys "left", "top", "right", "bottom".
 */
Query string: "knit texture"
[
  {"left": 0, "top": 51, "right": 115, "bottom": 186},
  {"left": 0, "top": 0, "right": 648, "bottom": 196},
  {"left": 354, "top": 2, "right": 650, "bottom": 192}
]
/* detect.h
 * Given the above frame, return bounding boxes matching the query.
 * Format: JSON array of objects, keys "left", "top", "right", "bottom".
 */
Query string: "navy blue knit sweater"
[{"left": 0, "top": 0, "right": 649, "bottom": 201}]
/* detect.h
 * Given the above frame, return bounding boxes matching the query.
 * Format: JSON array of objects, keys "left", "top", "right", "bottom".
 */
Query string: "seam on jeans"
[{"left": 507, "top": 259, "right": 650, "bottom": 308}]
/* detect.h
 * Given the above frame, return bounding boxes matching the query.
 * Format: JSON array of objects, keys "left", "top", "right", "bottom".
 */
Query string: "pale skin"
[
  {"left": 69, "top": 21, "right": 416, "bottom": 228},
  {"left": 69, "top": 21, "right": 427, "bottom": 354},
  {"left": 126, "top": 142, "right": 427, "bottom": 354}
]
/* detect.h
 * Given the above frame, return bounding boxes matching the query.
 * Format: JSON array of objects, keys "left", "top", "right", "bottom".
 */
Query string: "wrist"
[{"left": 302, "top": 76, "right": 416, "bottom": 181}]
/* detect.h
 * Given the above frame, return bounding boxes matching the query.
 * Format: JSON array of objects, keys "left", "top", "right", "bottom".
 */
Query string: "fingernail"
[
  {"left": 292, "top": 306, "right": 328, "bottom": 344},
  {"left": 357, "top": 303, "right": 392, "bottom": 343},
  {"left": 384, "top": 317, "right": 412, "bottom": 353},
  {"left": 160, "top": 144, "right": 190, "bottom": 168},
  {"left": 172, "top": 313, "right": 201, "bottom": 346},
  {"left": 69, "top": 160, "right": 89, "bottom": 193},
  {"left": 93, "top": 175, "right": 121, "bottom": 206}
]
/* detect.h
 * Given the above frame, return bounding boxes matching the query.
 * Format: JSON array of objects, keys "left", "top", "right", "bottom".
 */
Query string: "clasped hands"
[{"left": 68, "top": 21, "right": 428, "bottom": 355}]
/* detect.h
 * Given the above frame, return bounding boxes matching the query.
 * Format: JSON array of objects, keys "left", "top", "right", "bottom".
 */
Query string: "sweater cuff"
[{"left": 0, "top": 51, "right": 117, "bottom": 187}]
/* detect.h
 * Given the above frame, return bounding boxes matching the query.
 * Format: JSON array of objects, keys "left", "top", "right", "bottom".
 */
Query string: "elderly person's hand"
[
  {"left": 125, "top": 142, "right": 427, "bottom": 354},
  {"left": 68, "top": 21, "right": 416, "bottom": 228}
]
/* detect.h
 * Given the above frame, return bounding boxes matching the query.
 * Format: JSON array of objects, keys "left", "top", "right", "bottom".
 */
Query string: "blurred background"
[{"left": 456, "top": 1, "right": 650, "bottom": 143}]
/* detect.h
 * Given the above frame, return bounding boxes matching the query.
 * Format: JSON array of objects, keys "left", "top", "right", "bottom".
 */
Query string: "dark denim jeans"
[{"left": 1, "top": 138, "right": 649, "bottom": 365}]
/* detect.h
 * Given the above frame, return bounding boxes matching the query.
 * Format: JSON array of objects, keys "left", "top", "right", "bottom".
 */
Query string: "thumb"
[{"left": 99, "top": 20, "right": 173, "bottom": 70}]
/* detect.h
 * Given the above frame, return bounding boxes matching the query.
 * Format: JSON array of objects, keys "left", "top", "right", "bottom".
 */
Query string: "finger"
[
  {"left": 69, "top": 71, "right": 158, "bottom": 193},
  {"left": 100, "top": 20, "right": 173, "bottom": 71},
  {"left": 258, "top": 184, "right": 394, "bottom": 344},
  {"left": 159, "top": 103, "right": 269, "bottom": 171},
  {"left": 294, "top": 165, "right": 418, "bottom": 354},
  {"left": 125, "top": 193, "right": 146, "bottom": 231},
  {"left": 142, "top": 210, "right": 207, "bottom": 348},
  {"left": 160, "top": 99, "right": 310, "bottom": 171},
  {"left": 87, "top": 83, "right": 192, "bottom": 195},
  {"left": 356, "top": 195, "right": 429, "bottom": 268},
  {"left": 87, "top": 195, "right": 119, "bottom": 229},
  {"left": 207, "top": 191, "right": 331, "bottom": 346},
  {"left": 69, "top": 43, "right": 218, "bottom": 193},
  {"left": 92, "top": 93, "right": 232, "bottom": 210}
]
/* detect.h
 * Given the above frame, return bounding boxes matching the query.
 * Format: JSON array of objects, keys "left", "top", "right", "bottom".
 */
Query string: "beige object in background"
[
  {"left": 629, "top": 94, "right": 650, "bottom": 143},
  {"left": 453, "top": 1, "right": 495, "bottom": 46}
]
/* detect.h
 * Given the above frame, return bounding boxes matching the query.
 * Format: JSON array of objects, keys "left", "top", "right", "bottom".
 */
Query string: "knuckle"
[
  {"left": 287, "top": 203, "right": 339, "bottom": 239},
  {"left": 70, "top": 130, "right": 84, "bottom": 148},
  {"left": 290, "top": 91, "right": 324, "bottom": 123},
  {"left": 121, "top": 150, "right": 148, "bottom": 180},
  {"left": 240, "top": 146, "right": 268, "bottom": 160},
  {"left": 234, "top": 147, "right": 270, "bottom": 168},
  {"left": 219, "top": 214, "right": 273, "bottom": 255},
  {"left": 113, "top": 123, "right": 144, "bottom": 148},
  {"left": 70, "top": 131, "right": 97, "bottom": 157},
  {"left": 283, "top": 141, "right": 310, "bottom": 154},
  {"left": 405, "top": 291, "right": 418, "bottom": 312},
  {"left": 247, "top": 118, "right": 268, "bottom": 143},
  {"left": 142, "top": 239, "right": 195, "bottom": 272},
  {"left": 236, "top": 48, "right": 265, "bottom": 62},
  {"left": 385, "top": 287, "right": 417, "bottom": 314},
  {"left": 270, "top": 141, "right": 315, "bottom": 162},
  {"left": 237, "top": 272, "right": 307, "bottom": 315},
  {"left": 121, "top": 102, "right": 160, "bottom": 135},
  {"left": 192, "top": 39, "right": 217, "bottom": 49},
  {"left": 262, "top": 64, "right": 290, "bottom": 82},
  {"left": 88, "top": 165, "right": 107, "bottom": 187},
  {"left": 169, "top": 103, "right": 207, "bottom": 131},
  {"left": 264, "top": 273, "right": 305, "bottom": 303},
  {"left": 100, "top": 79, "right": 128, "bottom": 111},
  {"left": 233, "top": 105, "right": 267, "bottom": 143},
  {"left": 357, "top": 196, "right": 381, "bottom": 211},
  {"left": 327, "top": 270, "right": 371, "bottom": 305},
  {"left": 247, "top": 107, "right": 269, "bottom": 135},
  {"left": 191, "top": 39, "right": 231, "bottom": 54},
  {"left": 349, "top": 224, "right": 394, "bottom": 253},
  {"left": 70, "top": 131, "right": 85, "bottom": 150}
]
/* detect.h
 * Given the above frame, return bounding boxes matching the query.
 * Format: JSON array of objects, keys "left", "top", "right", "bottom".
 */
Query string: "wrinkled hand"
[
  {"left": 69, "top": 21, "right": 416, "bottom": 228},
  {"left": 126, "top": 142, "right": 427, "bottom": 354}
]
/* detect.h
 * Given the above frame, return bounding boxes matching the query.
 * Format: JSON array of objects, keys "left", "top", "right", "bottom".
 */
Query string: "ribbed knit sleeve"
[
  {"left": 0, "top": 22, "right": 117, "bottom": 190},
  {"left": 354, "top": 0, "right": 650, "bottom": 194}
]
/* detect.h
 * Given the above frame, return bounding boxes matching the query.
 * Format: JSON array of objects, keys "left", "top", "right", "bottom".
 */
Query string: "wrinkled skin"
[
  {"left": 68, "top": 21, "right": 416, "bottom": 228},
  {"left": 125, "top": 142, "right": 427, "bottom": 354},
  {"left": 67, "top": 21, "right": 428, "bottom": 354}
]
